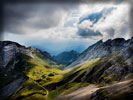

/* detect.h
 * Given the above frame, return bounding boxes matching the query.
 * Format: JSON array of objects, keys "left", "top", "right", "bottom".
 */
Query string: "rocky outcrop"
[{"left": 0, "top": 41, "right": 33, "bottom": 69}]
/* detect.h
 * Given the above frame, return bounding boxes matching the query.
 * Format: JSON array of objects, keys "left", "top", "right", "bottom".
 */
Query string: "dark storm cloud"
[
  {"left": 3, "top": 0, "right": 133, "bottom": 33},
  {"left": 3, "top": 0, "right": 127, "bottom": 3},
  {"left": 78, "top": 28, "right": 102, "bottom": 38},
  {"left": 0, "top": 0, "right": 133, "bottom": 40},
  {"left": 3, "top": 3, "right": 78, "bottom": 34}
]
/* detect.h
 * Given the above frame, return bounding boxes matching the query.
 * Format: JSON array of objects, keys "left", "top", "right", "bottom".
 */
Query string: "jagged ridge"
[{"left": 67, "top": 37, "right": 133, "bottom": 68}]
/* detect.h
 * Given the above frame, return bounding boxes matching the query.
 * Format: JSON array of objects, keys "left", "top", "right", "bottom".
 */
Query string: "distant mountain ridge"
[{"left": 53, "top": 50, "right": 79, "bottom": 65}]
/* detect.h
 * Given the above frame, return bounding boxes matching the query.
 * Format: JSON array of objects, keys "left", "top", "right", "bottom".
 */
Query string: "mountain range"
[
  {"left": 53, "top": 50, "right": 79, "bottom": 66},
  {"left": 0, "top": 37, "right": 133, "bottom": 100}
]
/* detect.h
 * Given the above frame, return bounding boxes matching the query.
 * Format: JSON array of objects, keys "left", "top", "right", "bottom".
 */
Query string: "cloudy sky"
[{"left": 3, "top": 1, "right": 131, "bottom": 55}]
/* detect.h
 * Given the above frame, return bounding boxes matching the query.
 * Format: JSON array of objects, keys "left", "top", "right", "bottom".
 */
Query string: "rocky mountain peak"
[
  {"left": 67, "top": 37, "right": 133, "bottom": 68},
  {"left": 0, "top": 41, "right": 36, "bottom": 69}
]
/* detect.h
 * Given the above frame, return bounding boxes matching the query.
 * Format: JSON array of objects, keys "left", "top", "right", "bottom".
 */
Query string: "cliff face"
[
  {"left": 0, "top": 41, "right": 34, "bottom": 100},
  {"left": 67, "top": 38, "right": 133, "bottom": 68},
  {"left": 0, "top": 41, "right": 33, "bottom": 69}
]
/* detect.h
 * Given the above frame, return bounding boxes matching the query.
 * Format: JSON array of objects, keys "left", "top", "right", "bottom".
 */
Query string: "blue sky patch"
[{"left": 79, "top": 7, "right": 115, "bottom": 25}]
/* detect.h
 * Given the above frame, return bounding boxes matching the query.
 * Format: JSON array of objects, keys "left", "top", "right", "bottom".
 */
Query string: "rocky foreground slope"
[{"left": 55, "top": 79, "right": 133, "bottom": 100}]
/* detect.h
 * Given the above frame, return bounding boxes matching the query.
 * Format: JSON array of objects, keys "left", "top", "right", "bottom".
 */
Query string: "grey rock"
[
  {"left": 48, "top": 73, "right": 54, "bottom": 76},
  {"left": 36, "top": 78, "right": 42, "bottom": 82},
  {"left": 105, "top": 64, "right": 127, "bottom": 78},
  {"left": 42, "top": 75, "right": 46, "bottom": 78},
  {"left": 0, "top": 41, "right": 33, "bottom": 69}
]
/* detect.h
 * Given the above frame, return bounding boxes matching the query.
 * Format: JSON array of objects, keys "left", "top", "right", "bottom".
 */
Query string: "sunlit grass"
[
  {"left": 47, "top": 59, "right": 101, "bottom": 100},
  {"left": 11, "top": 52, "right": 64, "bottom": 100},
  {"left": 24, "top": 52, "right": 63, "bottom": 82},
  {"left": 11, "top": 79, "right": 46, "bottom": 100}
]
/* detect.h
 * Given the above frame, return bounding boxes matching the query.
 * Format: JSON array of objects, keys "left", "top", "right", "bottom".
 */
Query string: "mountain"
[
  {"left": 53, "top": 50, "right": 79, "bottom": 65},
  {"left": 0, "top": 37, "right": 133, "bottom": 100},
  {"left": 67, "top": 38, "right": 133, "bottom": 68},
  {"left": 54, "top": 37, "right": 133, "bottom": 100},
  {"left": 0, "top": 41, "right": 62, "bottom": 100}
]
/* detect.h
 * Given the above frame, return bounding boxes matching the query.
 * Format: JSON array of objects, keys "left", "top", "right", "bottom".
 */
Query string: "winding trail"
[{"left": 31, "top": 79, "right": 49, "bottom": 100}]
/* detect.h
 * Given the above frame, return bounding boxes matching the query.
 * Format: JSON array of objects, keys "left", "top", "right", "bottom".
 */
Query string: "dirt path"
[
  {"left": 31, "top": 79, "right": 49, "bottom": 100},
  {"left": 55, "top": 85, "right": 99, "bottom": 100}
]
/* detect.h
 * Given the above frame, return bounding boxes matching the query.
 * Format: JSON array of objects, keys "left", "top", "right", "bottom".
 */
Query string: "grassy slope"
[
  {"left": 10, "top": 51, "right": 130, "bottom": 100},
  {"left": 10, "top": 51, "right": 64, "bottom": 100},
  {"left": 47, "top": 58, "right": 100, "bottom": 100},
  {"left": 48, "top": 52, "right": 131, "bottom": 100},
  {"left": 10, "top": 51, "right": 100, "bottom": 100}
]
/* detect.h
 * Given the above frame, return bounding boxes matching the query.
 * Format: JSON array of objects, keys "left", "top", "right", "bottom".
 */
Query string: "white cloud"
[
  {"left": 5, "top": 2, "right": 130, "bottom": 41},
  {"left": 93, "top": 3, "right": 131, "bottom": 40},
  {"left": 78, "top": 3, "right": 117, "bottom": 19},
  {"left": 78, "top": 20, "right": 93, "bottom": 29}
]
